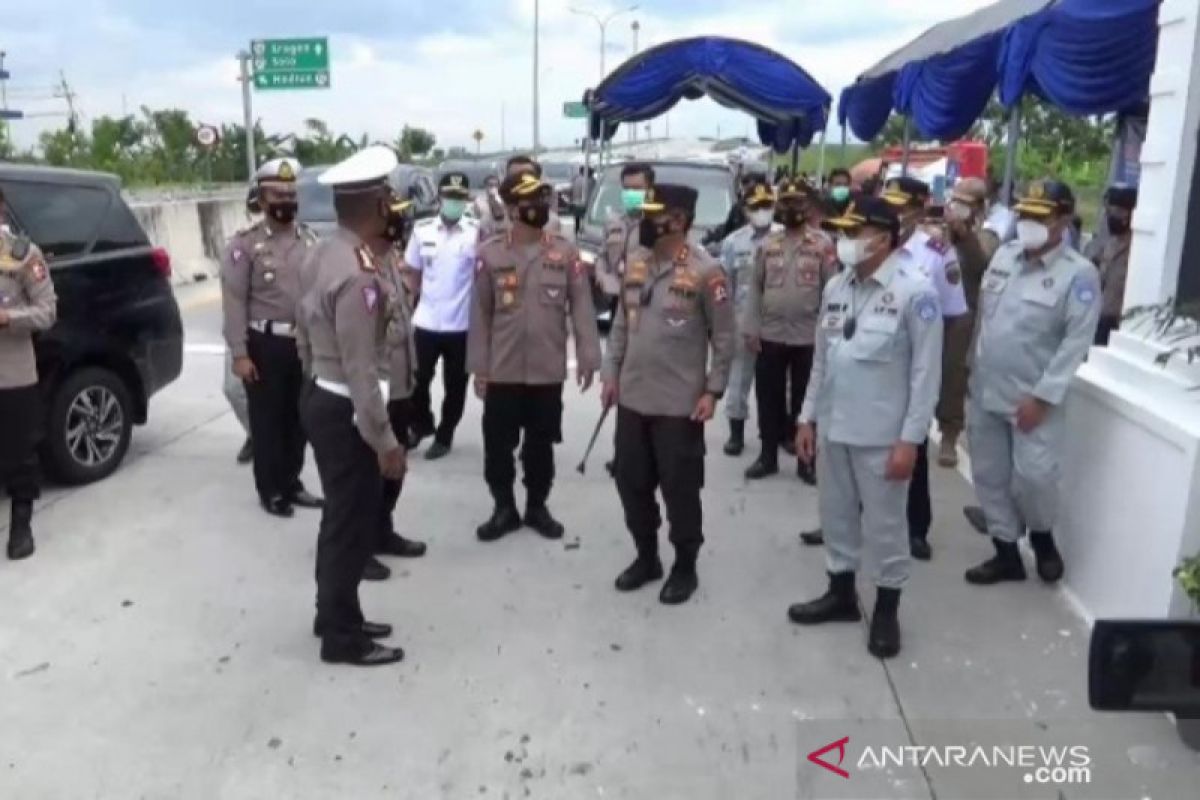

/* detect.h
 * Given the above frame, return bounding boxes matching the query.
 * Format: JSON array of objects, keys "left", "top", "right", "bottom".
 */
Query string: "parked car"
[
  {"left": 576, "top": 160, "right": 737, "bottom": 328},
  {"left": 297, "top": 163, "right": 439, "bottom": 236},
  {"left": 540, "top": 161, "right": 580, "bottom": 213},
  {"left": 0, "top": 164, "right": 184, "bottom": 484}
]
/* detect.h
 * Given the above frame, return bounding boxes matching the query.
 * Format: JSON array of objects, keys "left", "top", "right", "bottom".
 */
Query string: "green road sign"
[
  {"left": 563, "top": 101, "right": 588, "bottom": 119},
  {"left": 251, "top": 37, "right": 330, "bottom": 91}
]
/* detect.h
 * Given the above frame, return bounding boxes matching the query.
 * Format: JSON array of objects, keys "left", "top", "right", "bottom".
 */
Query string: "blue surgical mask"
[
  {"left": 621, "top": 189, "right": 646, "bottom": 215},
  {"left": 830, "top": 186, "right": 851, "bottom": 203},
  {"left": 441, "top": 199, "right": 466, "bottom": 222}
]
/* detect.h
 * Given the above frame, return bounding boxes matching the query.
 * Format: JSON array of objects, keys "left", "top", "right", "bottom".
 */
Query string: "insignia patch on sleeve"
[
  {"left": 573, "top": 259, "right": 586, "bottom": 278},
  {"left": 1072, "top": 276, "right": 1098, "bottom": 306},
  {"left": 709, "top": 276, "right": 729, "bottom": 305},
  {"left": 30, "top": 257, "right": 48, "bottom": 283},
  {"left": 363, "top": 285, "right": 379, "bottom": 313},
  {"left": 475, "top": 258, "right": 486, "bottom": 275},
  {"left": 946, "top": 265, "right": 962, "bottom": 285},
  {"left": 232, "top": 248, "right": 244, "bottom": 263},
  {"left": 915, "top": 294, "right": 939, "bottom": 323}
]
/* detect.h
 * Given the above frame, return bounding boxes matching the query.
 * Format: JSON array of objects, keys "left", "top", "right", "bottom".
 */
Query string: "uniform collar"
[
  {"left": 851, "top": 251, "right": 901, "bottom": 289},
  {"left": 900, "top": 228, "right": 928, "bottom": 256},
  {"left": 438, "top": 218, "right": 463, "bottom": 233},
  {"left": 1021, "top": 238, "right": 1068, "bottom": 272}
]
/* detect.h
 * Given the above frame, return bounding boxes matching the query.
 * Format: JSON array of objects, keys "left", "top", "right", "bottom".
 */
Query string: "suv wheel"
[{"left": 46, "top": 367, "right": 134, "bottom": 485}]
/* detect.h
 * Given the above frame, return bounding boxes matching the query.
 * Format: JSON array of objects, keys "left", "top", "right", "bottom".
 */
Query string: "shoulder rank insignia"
[
  {"left": 674, "top": 245, "right": 690, "bottom": 264},
  {"left": 925, "top": 237, "right": 949, "bottom": 255},
  {"left": 356, "top": 245, "right": 377, "bottom": 272}
]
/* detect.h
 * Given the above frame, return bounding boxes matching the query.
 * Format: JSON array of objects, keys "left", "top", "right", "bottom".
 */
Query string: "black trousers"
[
  {"left": 613, "top": 406, "right": 705, "bottom": 557},
  {"left": 0, "top": 385, "right": 40, "bottom": 502},
  {"left": 412, "top": 328, "right": 469, "bottom": 447},
  {"left": 379, "top": 397, "right": 413, "bottom": 546},
  {"left": 245, "top": 328, "right": 306, "bottom": 502},
  {"left": 1095, "top": 314, "right": 1119, "bottom": 346},
  {"left": 482, "top": 383, "right": 563, "bottom": 508},
  {"left": 301, "top": 384, "right": 380, "bottom": 654},
  {"left": 754, "top": 340, "right": 814, "bottom": 452},
  {"left": 907, "top": 440, "right": 932, "bottom": 540}
]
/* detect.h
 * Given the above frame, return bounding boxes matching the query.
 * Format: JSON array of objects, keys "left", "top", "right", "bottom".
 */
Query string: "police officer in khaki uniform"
[
  {"left": 222, "top": 158, "right": 323, "bottom": 518},
  {"left": 468, "top": 173, "right": 602, "bottom": 541},
  {"left": 964, "top": 180, "right": 1100, "bottom": 587},
  {"left": 295, "top": 147, "right": 407, "bottom": 667},
  {"left": 1092, "top": 185, "right": 1137, "bottom": 346},
  {"left": 601, "top": 184, "right": 736, "bottom": 605},
  {"left": 595, "top": 163, "right": 656, "bottom": 299},
  {"left": 741, "top": 177, "right": 838, "bottom": 483},
  {"left": 0, "top": 222, "right": 57, "bottom": 560},
  {"left": 790, "top": 197, "right": 943, "bottom": 659}
]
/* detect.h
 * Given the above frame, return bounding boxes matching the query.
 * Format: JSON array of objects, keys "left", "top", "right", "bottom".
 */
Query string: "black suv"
[{"left": 0, "top": 164, "right": 184, "bottom": 484}]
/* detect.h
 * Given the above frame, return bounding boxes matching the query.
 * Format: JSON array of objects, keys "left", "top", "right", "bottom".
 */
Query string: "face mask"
[
  {"left": 748, "top": 209, "right": 775, "bottom": 230},
  {"left": 836, "top": 237, "right": 870, "bottom": 267},
  {"left": 268, "top": 201, "right": 297, "bottom": 225},
  {"left": 1016, "top": 219, "right": 1050, "bottom": 250},
  {"left": 946, "top": 201, "right": 973, "bottom": 222},
  {"left": 519, "top": 203, "right": 551, "bottom": 229},
  {"left": 777, "top": 205, "right": 806, "bottom": 228},
  {"left": 639, "top": 216, "right": 672, "bottom": 248},
  {"left": 830, "top": 186, "right": 851, "bottom": 203},
  {"left": 621, "top": 189, "right": 647, "bottom": 215},
  {"left": 441, "top": 199, "right": 466, "bottom": 223},
  {"left": 1107, "top": 215, "right": 1130, "bottom": 236}
]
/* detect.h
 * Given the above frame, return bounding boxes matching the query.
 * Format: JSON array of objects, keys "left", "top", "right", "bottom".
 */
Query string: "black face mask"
[
  {"left": 268, "top": 201, "right": 297, "bottom": 225},
  {"left": 639, "top": 217, "right": 674, "bottom": 249},
  {"left": 776, "top": 205, "right": 806, "bottom": 229},
  {"left": 384, "top": 202, "right": 412, "bottom": 244},
  {"left": 1107, "top": 215, "right": 1130, "bottom": 236},
  {"left": 519, "top": 203, "right": 551, "bottom": 229}
]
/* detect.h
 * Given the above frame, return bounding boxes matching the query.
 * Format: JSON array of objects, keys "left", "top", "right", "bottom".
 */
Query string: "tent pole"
[
  {"left": 816, "top": 129, "right": 827, "bottom": 183},
  {"left": 840, "top": 123, "right": 847, "bottom": 167},
  {"left": 900, "top": 117, "right": 911, "bottom": 177},
  {"left": 791, "top": 139, "right": 799, "bottom": 175},
  {"left": 1001, "top": 104, "right": 1022, "bottom": 205}
]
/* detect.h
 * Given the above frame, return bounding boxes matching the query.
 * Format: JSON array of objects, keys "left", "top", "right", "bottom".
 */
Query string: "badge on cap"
[
  {"left": 363, "top": 285, "right": 379, "bottom": 313},
  {"left": 278, "top": 161, "right": 295, "bottom": 181}
]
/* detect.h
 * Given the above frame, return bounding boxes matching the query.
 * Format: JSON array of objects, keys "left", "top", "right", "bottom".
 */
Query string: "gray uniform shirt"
[
  {"left": 971, "top": 240, "right": 1101, "bottom": 416},
  {"left": 799, "top": 253, "right": 943, "bottom": 447},
  {"left": 720, "top": 222, "right": 783, "bottom": 312},
  {"left": 741, "top": 227, "right": 838, "bottom": 346},
  {"left": 0, "top": 234, "right": 57, "bottom": 389},
  {"left": 221, "top": 220, "right": 316, "bottom": 358},
  {"left": 468, "top": 232, "right": 601, "bottom": 384},
  {"left": 602, "top": 243, "right": 736, "bottom": 417},
  {"left": 295, "top": 228, "right": 399, "bottom": 456},
  {"left": 381, "top": 249, "right": 417, "bottom": 401},
  {"left": 595, "top": 215, "right": 639, "bottom": 296}
]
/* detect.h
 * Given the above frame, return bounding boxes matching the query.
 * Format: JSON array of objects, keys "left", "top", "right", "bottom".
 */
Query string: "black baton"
[{"left": 576, "top": 405, "right": 613, "bottom": 474}]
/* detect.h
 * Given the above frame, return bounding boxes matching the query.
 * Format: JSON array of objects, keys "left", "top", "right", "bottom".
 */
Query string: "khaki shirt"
[
  {"left": 741, "top": 227, "right": 838, "bottom": 346},
  {"left": 601, "top": 243, "right": 736, "bottom": 417},
  {"left": 799, "top": 254, "right": 943, "bottom": 447},
  {"left": 380, "top": 248, "right": 417, "bottom": 401},
  {"left": 595, "top": 215, "right": 639, "bottom": 296},
  {"left": 0, "top": 233, "right": 57, "bottom": 389},
  {"left": 467, "top": 232, "right": 601, "bottom": 385},
  {"left": 221, "top": 220, "right": 317, "bottom": 358},
  {"left": 1097, "top": 235, "right": 1130, "bottom": 318},
  {"left": 296, "top": 228, "right": 399, "bottom": 456}
]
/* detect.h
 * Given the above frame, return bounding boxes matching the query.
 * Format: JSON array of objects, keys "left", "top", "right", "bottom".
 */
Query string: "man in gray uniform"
[
  {"left": 296, "top": 146, "right": 407, "bottom": 667},
  {"left": 964, "top": 180, "right": 1100, "bottom": 586},
  {"left": 469, "top": 172, "right": 602, "bottom": 541},
  {"left": 602, "top": 184, "right": 736, "bottom": 605},
  {"left": 790, "top": 197, "right": 943, "bottom": 659},
  {"left": 0, "top": 222, "right": 57, "bottom": 560},
  {"left": 595, "top": 163, "right": 656, "bottom": 300},
  {"left": 225, "top": 185, "right": 261, "bottom": 465},
  {"left": 222, "top": 158, "right": 323, "bottom": 517},
  {"left": 718, "top": 176, "right": 781, "bottom": 457}
]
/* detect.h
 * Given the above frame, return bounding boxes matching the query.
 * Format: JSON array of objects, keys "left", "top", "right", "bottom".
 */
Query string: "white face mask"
[
  {"left": 946, "top": 201, "right": 972, "bottom": 222},
  {"left": 837, "top": 236, "right": 871, "bottom": 267},
  {"left": 749, "top": 208, "right": 775, "bottom": 230},
  {"left": 1016, "top": 219, "right": 1050, "bottom": 250}
]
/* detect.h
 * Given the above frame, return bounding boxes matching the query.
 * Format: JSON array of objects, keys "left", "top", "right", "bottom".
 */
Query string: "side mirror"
[{"left": 1089, "top": 620, "right": 1200, "bottom": 716}]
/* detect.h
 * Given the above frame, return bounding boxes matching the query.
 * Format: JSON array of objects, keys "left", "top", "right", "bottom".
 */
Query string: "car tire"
[{"left": 44, "top": 367, "right": 134, "bottom": 485}]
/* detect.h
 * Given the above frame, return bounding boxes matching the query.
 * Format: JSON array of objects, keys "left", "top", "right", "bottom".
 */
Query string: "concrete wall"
[{"left": 128, "top": 194, "right": 248, "bottom": 286}]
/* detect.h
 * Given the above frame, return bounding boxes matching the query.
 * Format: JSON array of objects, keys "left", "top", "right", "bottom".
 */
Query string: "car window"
[
  {"left": 93, "top": 197, "right": 149, "bottom": 253},
  {"left": 586, "top": 166, "right": 733, "bottom": 229},
  {"left": 416, "top": 176, "right": 436, "bottom": 204},
  {"left": 1, "top": 180, "right": 111, "bottom": 260},
  {"left": 297, "top": 170, "right": 336, "bottom": 224}
]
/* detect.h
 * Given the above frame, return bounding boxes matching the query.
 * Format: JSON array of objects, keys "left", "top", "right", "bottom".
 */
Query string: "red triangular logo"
[{"left": 807, "top": 736, "right": 850, "bottom": 779}]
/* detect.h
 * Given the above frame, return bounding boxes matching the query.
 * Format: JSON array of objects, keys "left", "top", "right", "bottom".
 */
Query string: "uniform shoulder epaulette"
[
  {"left": 414, "top": 217, "right": 437, "bottom": 230},
  {"left": 479, "top": 231, "right": 507, "bottom": 247},
  {"left": 354, "top": 244, "right": 377, "bottom": 273},
  {"left": 234, "top": 220, "right": 264, "bottom": 238}
]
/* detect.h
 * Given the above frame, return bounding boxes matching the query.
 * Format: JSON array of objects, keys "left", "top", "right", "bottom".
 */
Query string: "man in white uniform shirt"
[{"left": 405, "top": 171, "right": 480, "bottom": 460}]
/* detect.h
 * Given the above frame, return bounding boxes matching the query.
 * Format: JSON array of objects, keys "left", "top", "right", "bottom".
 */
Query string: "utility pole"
[
  {"left": 237, "top": 50, "right": 256, "bottom": 180},
  {"left": 56, "top": 71, "right": 78, "bottom": 132},
  {"left": 0, "top": 51, "right": 8, "bottom": 112},
  {"left": 532, "top": 0, "right": 541, "bottom": 153},
  {"left": 629, "top": 21, "right": 639, "bottom": 144},
  {"left": 501, "top": 101, "right": 507, "bottom": 152}
]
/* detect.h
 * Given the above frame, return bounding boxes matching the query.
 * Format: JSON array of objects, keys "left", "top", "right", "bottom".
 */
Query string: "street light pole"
[
  {"left": 630, "top": 21, "right": 640, "bottom": 144},
  {"left": 532, "top": 0, "right": 541, "bottom": 153},
  {"left": 237, "top": 50, "right": 256, "bottom": 180},
  {"left": 571, "top": 4, "right": 639, "bottom": 82}
]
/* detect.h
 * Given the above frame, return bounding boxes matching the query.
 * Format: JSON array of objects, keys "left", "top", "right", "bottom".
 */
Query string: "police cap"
[
  {"left": 499, "top": 172, "right": 550, "bottom": 205},
  {"left": 318, "top": 146, "right": 398, "bottom": 194},
  {"left": 640, "top": 183, "right": 698, "bottom": 216},
  {"left": 254, "top": 157, "right": 301, "bottom": 185},
  {"left": 825, "top": 195, "right": 900, "bottom": 237},
  {"left": 1105, "top": 184, "right": 1138, "bottom": 211},
  {"left": 439, "top": 172, "right": 471, "bottom": 200},
  {"left": 882, "top": 176, "right": 930, "bottom": 209},
  {"left": 1014, "top": 179, "right": 1075, "bottom": 218},
  {"left": 743, "top": 178, "right": 776, "bottom": 209}
]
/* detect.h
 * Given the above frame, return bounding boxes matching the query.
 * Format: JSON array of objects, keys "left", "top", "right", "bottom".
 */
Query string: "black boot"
[
  {"left": 659, "top": 552, "right": 699, "bottom": 605},
  {"left": 788, "top": 572, "right": 862, "bottom": 624},
  {"left": 7, "top": 500, "right": 34, "bottom": 561},
  {"left": 867, "top": 588, "right": 901, "bottom": 659},
  {"left": 236, "top": 437, "right": 253, "bottom": 465},
  {"left": 615, "top": 541, "right": 664, "bottom": 592},
  {"left": 965, "top": 538, "right": 1027, "bottom": 585},
  {"left": 524, "top": 504, "right": 565, "bottom": 540},
  {"left": 362, "top": 556, "right": 391, "bottom": 581},
  {"left": 377, "top": 532, "right": 427, "bottom": 558},
  {"left": 723, "top": 419, "right": 745, "bottom": 456},
  {"left": 796, "top": 459, "right": 816, "bottom": 486},
  {"left": 909, "top": 534, "right": 932, "bottom": 561},
  {"left": 476, "top": 504, "right": 522, "bottom": 542},
  {"left": 799, "top": 528, "right": 825, "bottom": 546},
  {"left": 1029, "top": 530, "right": 1064, "bottom": 583},
  {"left": 744, "top": 451, "right": 779, "bottom": 480}
]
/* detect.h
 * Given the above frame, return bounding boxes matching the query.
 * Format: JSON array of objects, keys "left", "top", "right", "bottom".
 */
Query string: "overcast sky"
[{"left": 2, "top": 0, "right": 993, "bottom": 153}]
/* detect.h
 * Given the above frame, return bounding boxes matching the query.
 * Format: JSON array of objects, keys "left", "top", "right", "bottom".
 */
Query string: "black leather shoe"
[
  {"left": 236, "top": 437, "right": 253, "bottom": 465},
  {"left": 910, "top": 536, "right": 932, "bottom": 561},
  {"left": 604, "top": 460, "right": 616, "bottom": 478},
  {"left": 963, "top": 505, "right": 988, "bottom": 534},
  {"left": 614, "top": 555, "right": 664, "bottom": 592},
  {"left": 965, "top": 539, "right": 1027, "bottom": 585},
  {"left": 867, "top": 588, "right": 901, "bottom": 659},
  {"left": 659, "top": 562, "right": 699, "bottom": 605},
  {"left": 780, "top": 438, "right": 797, "bottom": 457},
  {"left": 289, "top": 488, "right": 324, "bottom": 509},
  {"left": 797, "top": 460, "right": 817, "bottom": 486},
  {"left": 799, "top": 528, "right": 825, "bottom": 546},
  {"left": 313, "top": 620, "right": 393, "bottom": 639},
  {"left": 723, "top": 420, "right": 745, "bottom": 456},
  {"left": 744, "top": 455, "right": 779, "bottom": 480},
  {"left": 377, "top": 532, "right": 427, "bottom": 558},
  {"left": 477, "top": 505, "right": 522, "bottom": 542},
  {"left": 425, "top": 441, "right": 451, "bottom": 461},
  {"left": 363, "top": 556, "right": 391, "bottom": 581},
  {"left": 1029, "top": 531, "right": 1064, "bottom": 583},
  {"left": 788, "top": 572, "right": 862, "bottom": 624},
  {"left": 260, "top": 496, "right": 295, "bottom": 518},
  {"left": 524, "top": 505, "right": 565, "bottom": 540},
  {"left": 320, "top": 642, "right": 405, "bottom": 666},
  {"left": 6, "top": 501, "right": 34, "bottom": 561},
  {"left": 407, "top": 425, "right": 434, "bottom": 450}
]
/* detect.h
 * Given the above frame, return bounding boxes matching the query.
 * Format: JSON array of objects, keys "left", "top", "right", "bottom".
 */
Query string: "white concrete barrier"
[{"left": 128, "top": 194, "right": 249, "bottom": 286}]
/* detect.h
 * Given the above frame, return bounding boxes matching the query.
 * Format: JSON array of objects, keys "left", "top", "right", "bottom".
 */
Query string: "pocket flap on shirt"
[
  {"left": 1020, "top": 285, "right": 1058, "bottom": 308},
  {"left": 860, "top": 315, "right": 899, "bottom": 335}
]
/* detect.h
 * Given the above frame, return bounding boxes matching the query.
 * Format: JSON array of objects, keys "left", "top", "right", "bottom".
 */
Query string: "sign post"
[
  {"left": 563, "top": 101, "right": 588, "bottom": 119},
  {"left": 237, "top": 51, "right": 256, "bottom": 179},
  {"left": 251, "top": 38, "right": 331, "bottom": 90}
]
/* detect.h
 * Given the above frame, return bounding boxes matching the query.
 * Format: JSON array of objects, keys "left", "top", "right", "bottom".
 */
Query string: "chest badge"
[
  {"left": 1042, "top": 277, "right": 1055, "bottom": 290},
  {"left": 263, "top": 269, "right": 277, "bottom": 284}
]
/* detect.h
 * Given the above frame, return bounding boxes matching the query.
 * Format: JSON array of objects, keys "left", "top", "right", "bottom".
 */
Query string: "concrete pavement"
[{"left": 1, "top": 281, "right": 1197, "bottom": 799}]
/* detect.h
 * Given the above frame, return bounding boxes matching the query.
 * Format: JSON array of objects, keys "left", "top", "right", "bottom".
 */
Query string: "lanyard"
[{"left": 843, "top": 281, "right": 880, "bottom": 340}]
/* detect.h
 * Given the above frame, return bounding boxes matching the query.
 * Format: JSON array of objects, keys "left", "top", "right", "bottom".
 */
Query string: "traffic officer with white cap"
[
  {"left": 964, "top": 180, "right": 1100, "bottom": 587},
  {"left": 790, "top": 197, "right": 942, "bottom": 659},
  {"left": 601, "top": 184, "right": 736, "bottom": 605},
  {"left": 468, "top": 172, "right": 602, "bottom": 542},
  {"left": 0, "top": 220, "right": 56, "bottom": 560},
  {"left": 718, "top": 176, "right": 781, "bottom": 457},
  {"left": 221, "top": 157, "right": 323, "bottom": 518},
  {"left": 296, "top": 146, "right": 407, "bottom": 667}
]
